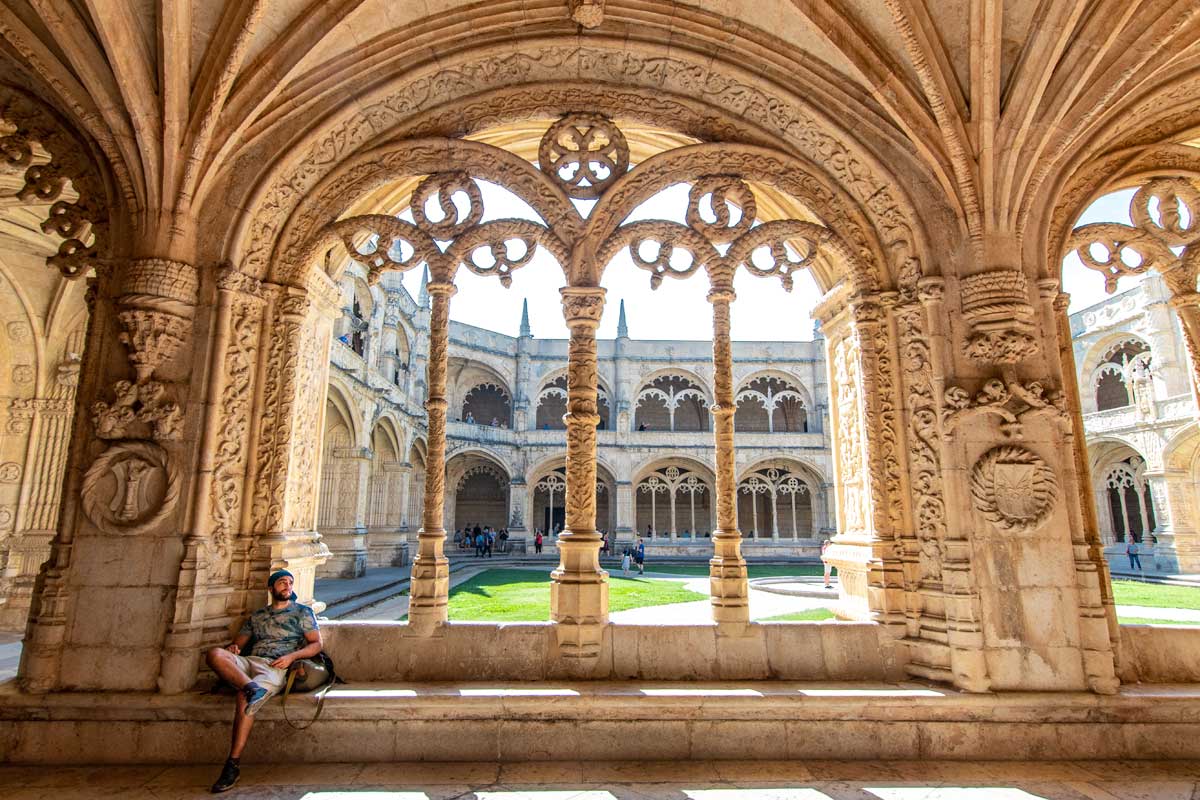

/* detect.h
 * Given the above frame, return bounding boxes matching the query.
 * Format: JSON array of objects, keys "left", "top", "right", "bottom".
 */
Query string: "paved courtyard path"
[{"left": 3, "top": 759, "right": 1200, "bottom": 798}]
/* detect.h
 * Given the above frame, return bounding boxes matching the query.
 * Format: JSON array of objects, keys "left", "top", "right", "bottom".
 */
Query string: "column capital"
[
  {"left": 426, "top": 280, "right": 458, "bottom": 299},
  {"left": 560, "top": 286, "right": 606, "bottom": 329}
]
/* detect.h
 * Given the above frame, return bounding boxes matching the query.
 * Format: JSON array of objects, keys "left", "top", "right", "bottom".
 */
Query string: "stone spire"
[
  {"left": 617, "top": 298, "right": 629, "bottom": 338},
  {"left": 519, "top": 298, "right": 531, "bottom": 337},
  {"left": 417, "top": 264, "right": 431, "bottom": 308}
]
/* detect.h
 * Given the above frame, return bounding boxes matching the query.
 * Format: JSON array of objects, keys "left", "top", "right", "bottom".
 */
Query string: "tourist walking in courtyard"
[
  {"left": 1127, "top": 538, "right": 1143, "bottom": 570},
  {"left": 204, "top": 570, "right": 322, "bottom": 793},
  {"left": 534, "top": 529, "right": 543, "bottom": 554},
  {"left": 474, "top": 530, "right": 485, "bottom": 557},
  {"left": 635, "top": 538, "right": 646, "bottom": 575},
  {"left": 621, "top": 547, "right": 631, "bottom": 576}
]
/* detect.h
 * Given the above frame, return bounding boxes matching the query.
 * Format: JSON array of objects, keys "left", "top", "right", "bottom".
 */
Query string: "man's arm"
[
  {"left": 225, "top": 632, "right": 251, "bottom": 655},
  {"left": 270, "top": 630, "right": 322, "bottom": 670}
]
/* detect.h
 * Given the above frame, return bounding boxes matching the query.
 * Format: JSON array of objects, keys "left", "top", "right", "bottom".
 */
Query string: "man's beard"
[{"left": 271, "top": 587, "right": 291, "bottom": 602}]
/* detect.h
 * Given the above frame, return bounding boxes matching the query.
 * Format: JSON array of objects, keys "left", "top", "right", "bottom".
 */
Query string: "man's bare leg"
[
  {"left": 206, "top": 648, "right": 253, "bottom": 690},
  {"left": 229, "top": 692, "right": 255, "bottom": 759}
]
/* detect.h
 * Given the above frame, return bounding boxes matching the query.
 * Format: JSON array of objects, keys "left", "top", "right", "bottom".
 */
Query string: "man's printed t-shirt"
[{"left": 239, "top": 602, "right": 319, "bottom": 660}]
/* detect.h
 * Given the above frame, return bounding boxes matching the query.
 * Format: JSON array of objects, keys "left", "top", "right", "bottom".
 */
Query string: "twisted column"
[
  {"left": 550, "top": 286, "right": 608, "bottom": 657},
  {"left": 707, "top": 285, "right": 749, "bottom": 624},
  {"left": 408, "top": 281, "right": 456, "bottom": 632}
]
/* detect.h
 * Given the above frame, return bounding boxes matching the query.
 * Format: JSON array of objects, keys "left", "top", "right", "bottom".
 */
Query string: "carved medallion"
[
  {"left": 0, "top": 462, "right": 20, "bottom": 482},
  {"left": 0, "top": 505, "right": 12, "bottom": 530},
  {"left": 6, "top": 321, "right": 31, "bottom": 342},
  {"left": 81, "top": 441, "right": 180, "bottom": 535},
  {"left": 970, "top": 445, "right": 1058, "bottom": 533},
  {"left": 11, "top": 364, "right": 33, "bottom": 385}
]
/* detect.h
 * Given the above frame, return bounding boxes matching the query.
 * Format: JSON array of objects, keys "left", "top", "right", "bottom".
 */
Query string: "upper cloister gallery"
[{"left": 2, "top": 0, "right": 1200, "bottom": 765}]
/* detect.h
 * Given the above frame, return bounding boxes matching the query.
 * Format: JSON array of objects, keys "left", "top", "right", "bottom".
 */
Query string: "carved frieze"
[
  {"left": 970, "top": 445, "right": 1058, "bottom": 534},
  {"left": 0, "top": 462, "right": 20, "bottom": 482},
  {"left": 80, "top": 441, "right": 181, "bottom": 535}
]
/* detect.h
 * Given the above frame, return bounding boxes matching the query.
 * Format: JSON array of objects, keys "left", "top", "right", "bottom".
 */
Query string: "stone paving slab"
[{"left": 3, "top": 761, "right": 1200, "bottom": 799}]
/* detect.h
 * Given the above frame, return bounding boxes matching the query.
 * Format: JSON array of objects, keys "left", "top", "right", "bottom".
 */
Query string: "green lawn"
[
  {"left": 624, "top": 564, "right": 825, "bottom": 578},
  {"left": 443, "top": 568, "right": 706, "bottom": 622},
  {"left": 759, "top": 608, "right": 836, "bottom": 622},
  {"left": 1111, "top": 579, "right": 1200, "bottom": 610},
  {"left": 1118, "top": 616, "right": 1200, "bottom": 626}
]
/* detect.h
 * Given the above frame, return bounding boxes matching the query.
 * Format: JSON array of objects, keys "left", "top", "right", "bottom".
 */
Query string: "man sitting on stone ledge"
[{"left": 205, "top": 569, "right": 323, "bottom": 793}]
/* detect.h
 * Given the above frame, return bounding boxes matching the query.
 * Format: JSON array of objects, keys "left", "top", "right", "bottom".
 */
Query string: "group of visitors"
[
  {"left": 461, "top": 411, "right": 508, "bottom": 428},
  {"left": 619, "top": 538, "right": 647, "bottom": 576},
  {"left": 453, "top": 524, "right": 509, "bottom": 556}
]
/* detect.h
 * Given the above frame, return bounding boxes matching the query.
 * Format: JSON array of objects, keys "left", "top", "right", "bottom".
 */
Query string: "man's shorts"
[{"left": 232, "top": 654, "right": 287, "bottom": 699}]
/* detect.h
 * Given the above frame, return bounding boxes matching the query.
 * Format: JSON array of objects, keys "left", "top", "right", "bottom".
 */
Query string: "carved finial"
[
  {"left": 417, "top": 264, "right": 431, "bottom": 308},
  {"left": 519, "top": 298, "right": 532, "bottom": 338},
  {"left": 567, "top": 0, "right": 605, "bottom": 28},
  {"left": 617, "top": 298, "right": 628, "bottom": 338}
]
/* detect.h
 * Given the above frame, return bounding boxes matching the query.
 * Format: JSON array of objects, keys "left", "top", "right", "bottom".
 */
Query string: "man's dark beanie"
[{"left": 268, "top": 569, "right": 298, "bottom": 601}]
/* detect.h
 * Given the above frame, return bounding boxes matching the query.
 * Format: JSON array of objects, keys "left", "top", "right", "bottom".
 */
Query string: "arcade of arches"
[{"left": 3, "top": 0, "right": 1200, "bottom": 764}]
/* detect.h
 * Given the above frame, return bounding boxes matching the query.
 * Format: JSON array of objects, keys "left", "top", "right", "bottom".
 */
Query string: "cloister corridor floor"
[{"left": 4, "top": 760, "right": 1200, "bottom": 799}]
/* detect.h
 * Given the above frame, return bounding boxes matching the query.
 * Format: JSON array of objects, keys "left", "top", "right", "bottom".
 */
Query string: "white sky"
[{"left": 400, "top": 182, "right": 1138, "bottom": 341}]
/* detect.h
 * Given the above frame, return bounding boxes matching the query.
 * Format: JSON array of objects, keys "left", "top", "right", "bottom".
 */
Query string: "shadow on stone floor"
[{"left": 3, "top": 761, "right": 1200, "bottom": 799}]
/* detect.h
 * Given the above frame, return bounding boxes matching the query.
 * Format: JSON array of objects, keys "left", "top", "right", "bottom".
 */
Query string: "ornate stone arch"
[
  {"left": 323, "top": 375, "right": 362, "bottom": 447},
  {"left": 224, "top": 43, "right": 934, "bottom": 294}
]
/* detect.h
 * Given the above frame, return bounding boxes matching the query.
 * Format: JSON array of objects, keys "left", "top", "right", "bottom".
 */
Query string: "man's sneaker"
[
  {"left": 211, "top": 759, "right": 240, "bottom": 793},
  {"left": 243, "top": 681, "right": 270, "bottom": 716}
]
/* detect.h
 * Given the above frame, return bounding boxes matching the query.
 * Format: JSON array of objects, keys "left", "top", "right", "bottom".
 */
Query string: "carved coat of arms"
[{"left": 970, "top": 445, "right": 1058, "bottom": 533}]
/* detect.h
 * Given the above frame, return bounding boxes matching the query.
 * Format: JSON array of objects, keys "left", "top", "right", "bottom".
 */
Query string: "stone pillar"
[
  {"left": 242, "top": 278, "right": 336, "bottom": 620},
  {"left": 367, "top": 461, "right": 409, "bottom": 567},
  {"left": 550, "top": 286, "right": 608, "bottom": 657},
  {"left": 159, "top": 267, "right": 270, "bottom": 691},
  {"left": 815, "top": 293, "right": 906, "bottom": 634},
  {"left": 407, "top": 281, "right": 454, "bottom": 633},
  {"left": 615, "top": 480, "right": 634, "bottom": 543},
  {"left": 706, "top": 283, "right": 749, "bottom": 624},
  {"left": 507, "top": 478, "right": 529, "bottom": 537},
  {"left": 22, "top": 258, "right": 201, "bottom": 692},
  {"left": 1144, "top": 470, "right": 1200, "bottom": 573},
  {"left": 321, "top": 447, "right": 371, "bottom": 577},
  {"left": 398, "top": 464, "right": 413, "bottom": 530},
  {"left": 0, "top": 357, "right": 79, "bottom": 631}
]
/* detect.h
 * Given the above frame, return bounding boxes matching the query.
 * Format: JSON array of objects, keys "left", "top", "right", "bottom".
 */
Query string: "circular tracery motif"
[
  {"left": 969, "top": 445, "right": 1058, "bottom": 534},
  {"left": 686, "top": 176, "right": 756, "bottom": 244},
  {"left": 538, "top": 114, "right": 629, "bottom": 199},
  {"left": 411, "top": 171, "right": 484, "bottom": 239}
]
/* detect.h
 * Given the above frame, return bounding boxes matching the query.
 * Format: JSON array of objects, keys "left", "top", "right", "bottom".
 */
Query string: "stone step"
[{"left": 3, "top": 680, "right": 1200, "bottom": 763}]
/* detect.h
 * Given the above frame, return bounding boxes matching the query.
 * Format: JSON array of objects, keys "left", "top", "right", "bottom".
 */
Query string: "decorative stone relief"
[
  {"left": 0, "top": 462, "right": 21, "bottom": 482},
  {"left": 6, "top": 398, "right": 34, "bottom": 434},
  {"left": 895, "top": 296, "right": 946, "bottom": 583},
  {"left": 0, "top": 85, "right": 110, "bottom": 278},
  {"left": 91, "top": 379, "right": 184, "bottom": 441},
  {"left": 80, "top": 441, "right": 181, "bottom": 535},
  {"left": 566, "top": 0, "right": 605, "bottom": 28},
  {"left": 0, "top": 505, "right": 13, "bottom": 530},
  {"left": 6, "top": 321, "right": 31, "bottom": 341},
  {"left": 943, "top": 376, "right": 1067, "bottom": 439},
  {"left": 11, "top": 365, "right": 33, "bottom": 385},
  {"left": 960, "top": 270, "right": 1039, "bottom": 365},
  {"left": 970, "top": 445, "right": 1058, "bottom": 534},
  {"left": 209, "top": 270, "right": 265, "bottom": 557}
]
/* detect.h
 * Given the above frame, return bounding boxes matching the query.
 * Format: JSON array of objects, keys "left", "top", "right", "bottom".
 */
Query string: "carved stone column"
[
  {"left": 706, "top": 284, "right": 749, "bottom": 624},
  {"left": 550, "top": 286, "right": 608, "bottom": 657},
  {"left": 615, "top": 480, "right": 634, "bottom": 543},
  {"left": 407, "top": 281, "right": 455, "bottom": 633},
  {"left": 22, "top": 258, "right": 200, "bottom": 692},
  {"left": 244, "top": 279, "right": 336, "bottom": 621},
  {"left": 321, "top": 446, "right": 371, "bottom": 577},
  {"left": 1144, "top": 470, "right": 1200, "bottom": 573},
  {"left": 160, "top": 267, "right": 267, "bottom": 692}
]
